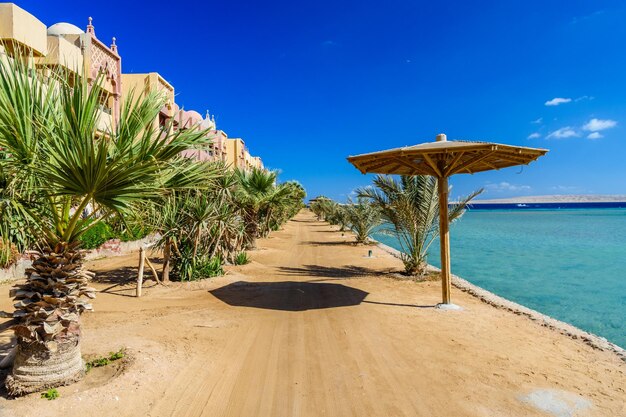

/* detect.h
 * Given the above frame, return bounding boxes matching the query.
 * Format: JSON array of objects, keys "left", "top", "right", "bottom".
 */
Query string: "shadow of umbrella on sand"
[
  {"left": 347, "top": 133, "right": 548, "bottom": 309},
  {"left": 209, "top": 281, "right": 369, "bottom": 311}
]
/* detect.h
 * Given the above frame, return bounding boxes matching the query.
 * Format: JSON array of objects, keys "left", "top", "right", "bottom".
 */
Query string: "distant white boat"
[{"left": 517, "top": 203, "right": 529, "bottom": 207}]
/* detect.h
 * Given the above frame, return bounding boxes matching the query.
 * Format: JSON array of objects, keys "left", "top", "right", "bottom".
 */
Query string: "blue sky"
[{"left": 17, "top": 0, "right": 626, "bottom": 201}]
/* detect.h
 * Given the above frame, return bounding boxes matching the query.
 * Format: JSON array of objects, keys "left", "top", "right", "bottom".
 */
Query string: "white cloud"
[
  {"left": 587, "top": 132, "right": 603, "bottom": 140},
  {"left": 527, "top": 133, "right": 541, "bottom": 139},
  {"left": 531, "top": 117, "right": 543, "bottom": 124},
  {"left": 546, "top": 127, "right": 579, "bottom": 139},
  {"left": 582, "top": 118, "right": 617, "bottom": 132},
  {"left": 575, "top": 95, "right": 594, "bottom": 102},
  {"left": 545, "top": 97, "right": 572, "bottom": 106},
  {"left": 486, "top": 182, "right": 532, "bottom": 192}
]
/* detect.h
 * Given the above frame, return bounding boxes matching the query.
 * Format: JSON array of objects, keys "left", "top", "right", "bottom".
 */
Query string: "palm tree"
[
  {"left": 310, "top": 196, "right": 334, "bottom": 221},
  {"left": 0, "top": 55, "right": 211, "bottom": 395},
  {"left": 234, "top": 168, "right": 278, "bottom": 248},
  {"left": 343, "top": 197, "right": 381, "bottom": 244},
  {"left": 258, "top": 182, "right": 300, "bottom": 237},
  {"left": 266, "top": 181, "right": 306, "bottom": 231},
  {"left": 358, "top": 175, "right": 481, "bottom": 276}
]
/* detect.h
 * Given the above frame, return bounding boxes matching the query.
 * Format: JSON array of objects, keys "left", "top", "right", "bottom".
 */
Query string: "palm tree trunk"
[
  {"left": 6, "top": 243, "right": 93, "bottom": 396},
  {"left": 6, "top": 337, "right": 84, "bottom": 396},
  {"left": 246, "top": 223, "right": 258, "bottom": 249}
]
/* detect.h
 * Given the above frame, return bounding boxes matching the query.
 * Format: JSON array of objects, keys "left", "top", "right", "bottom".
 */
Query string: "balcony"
[{"left": 42, "top": 35, "right": 82, "bottom": 72}]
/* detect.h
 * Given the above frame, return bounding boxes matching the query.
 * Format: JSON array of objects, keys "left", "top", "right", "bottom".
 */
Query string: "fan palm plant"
[
  {"left": 234, "top": 168, "right": 278, "bottom": 248},
  {"left": 343, "top": 197, "right": 381, "bottom": 244},
  {"left": 0, "top": 54, "right": 211, "bottom": 395},
  {"left": 358, "top": 175, "right": 481, "bottom": 275}
]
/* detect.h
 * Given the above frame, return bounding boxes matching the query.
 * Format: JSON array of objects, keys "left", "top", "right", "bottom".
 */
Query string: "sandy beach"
[{"left": 0, "top": 210, "right": 624, "bottom": 416}]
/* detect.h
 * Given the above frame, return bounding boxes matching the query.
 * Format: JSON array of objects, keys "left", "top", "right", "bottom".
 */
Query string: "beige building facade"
[
  {"left": 0, "top": 3, "right": 121, "bottom": 131},
  {"left": 0, "top": 2, "right": 264, "bottom": 169},
  {"left": 121, "top": 72, "right": 177, "bottom": 131}
]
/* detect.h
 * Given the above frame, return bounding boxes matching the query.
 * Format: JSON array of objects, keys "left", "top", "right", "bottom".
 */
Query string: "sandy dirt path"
[{"left": 0, "top": 210, "right": 624, "bottom": 416}]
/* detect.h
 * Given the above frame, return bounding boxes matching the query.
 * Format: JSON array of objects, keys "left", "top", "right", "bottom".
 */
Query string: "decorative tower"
[
  {"left": 86, "top": 16, "right": 95, "bottom": 36},
  {"left": 110, "top": 37, "right": 117, "bottom": 54}
]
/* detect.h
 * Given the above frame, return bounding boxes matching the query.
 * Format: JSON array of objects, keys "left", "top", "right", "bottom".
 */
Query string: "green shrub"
[
  {"left": 0, "top": 238, "right": 20, "bottom": 268},
  {"left": 235, "top": 252, "right": 250, "bottom": 265},
  {"left": 118, "top": 225, "right": 151, "bottom": 242},
  {"left": 193, "top": 256, "right": 224, "bottom": 280},
  {"left": 174, "top": 242, "right": 224, "bottom": 281},
  {"left": 79, "top": 222, "right": 114, "bottom": 250},
  {"left": 41, "top": 388, "right": 59, "bottom": 400}
]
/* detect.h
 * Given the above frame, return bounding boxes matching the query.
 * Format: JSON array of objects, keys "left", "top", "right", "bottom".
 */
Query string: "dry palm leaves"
[{"left": 10, "top": 242, "right": 96, "bottom": 351}]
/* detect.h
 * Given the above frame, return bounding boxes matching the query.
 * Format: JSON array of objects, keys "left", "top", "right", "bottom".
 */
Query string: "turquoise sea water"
[{"left": 373, "top": 209, "right": 626, "bottom": 348}]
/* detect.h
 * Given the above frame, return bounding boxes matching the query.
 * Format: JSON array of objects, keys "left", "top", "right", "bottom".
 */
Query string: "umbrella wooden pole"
[{"left": 438, "top": 176, "right": 452, "bottom": 304}]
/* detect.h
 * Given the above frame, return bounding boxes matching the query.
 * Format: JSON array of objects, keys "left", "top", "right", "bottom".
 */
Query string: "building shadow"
[{"left": 209, "top": 281, "right": 369, "bottom": 311}]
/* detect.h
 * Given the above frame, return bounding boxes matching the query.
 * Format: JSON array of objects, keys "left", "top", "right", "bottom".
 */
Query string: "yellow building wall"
[
  {"left": 122, "top": 72, "right": 176, "bottom": 130},
  {"left": 252, "top": 156, "right": 263, "bottom": 170},
  {"left": 122, "top": 73, "right": 174, "bottom": 108},
  {"left": 0, "top": 3, "right": 47, "bottom": 56},
  {"left": 42, "top": 35, "right": 83, "bottom": 72},
  {"left": 226, "top": 138, "right": 246, "bottom": 170}
]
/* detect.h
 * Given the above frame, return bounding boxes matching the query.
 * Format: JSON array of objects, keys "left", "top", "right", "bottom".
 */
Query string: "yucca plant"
[
  {"left": 234, "top": 251, "right": 250, "bottom": 265},
  {"left": 343, "top": 197, "right": 381, "bottom": 244},
  {"left": 0, "top": 52, "right": 211, "bottom": 395},
  {"left": 194, "top": 256, "right": 224, "bottom": 279},
  {"left": 358, "top": 175, "right": 481, "bottom": 275},
  {"left": 234, "top": 168, "right": 281, "bottom": 248}
]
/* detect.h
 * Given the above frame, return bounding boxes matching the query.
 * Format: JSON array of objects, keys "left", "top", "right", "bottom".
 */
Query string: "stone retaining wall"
[{"left": 0, "top": 235, "right": 158, "bottom": 283}]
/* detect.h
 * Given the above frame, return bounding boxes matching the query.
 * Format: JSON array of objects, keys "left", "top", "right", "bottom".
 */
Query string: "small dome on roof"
[
  {"left": 47, "top": 22, "right": 84, "bottom": 36},
  {"left": 185, "top": 110, "right": 203, "bottom": 121}
]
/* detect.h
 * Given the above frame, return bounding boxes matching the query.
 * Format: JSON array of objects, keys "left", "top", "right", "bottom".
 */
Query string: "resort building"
[
  {"left": 121, "top": 74, "right": 227, "bottom": 162},
  {"left": 225, "top": 137, "right": 264, "bottom": 171},
  {"left": 209, "top": 128, "right": 228, "bottom": 163},
  {"left": 0, "top": 3, "right": 265, "bottom": 167},
  {"left": 225, "top": 138, "right": 246, "bottom": 170},
  {"left": 121, "top": 72, "right": 177, "bottom": 131},
  {"left": 0, "top": 3, "right": 122, "bottom": 132},
  {"left": 251, "top": 156, "right": 263, "bottom": 170}
]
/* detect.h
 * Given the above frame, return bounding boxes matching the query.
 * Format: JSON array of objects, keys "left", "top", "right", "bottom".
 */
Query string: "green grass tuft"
[
  {"left": 41, "top": 388, "right": 59, "bottom": 400},
  {"left": 235, "top": 252, "right": 250, "bottom": 265},
  {"left": 85, "top": 348, "right": 125, "bottom": 373}
]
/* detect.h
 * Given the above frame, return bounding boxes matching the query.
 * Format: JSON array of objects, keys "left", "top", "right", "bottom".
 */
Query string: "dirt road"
[{"left": 1, "top": 211, "right": 624, "bottom": 416}]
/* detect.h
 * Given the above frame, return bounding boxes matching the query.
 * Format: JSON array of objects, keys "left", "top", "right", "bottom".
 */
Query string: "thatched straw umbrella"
[{"left": 347, "top": 134, "right": 548, "bottom": 308}]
